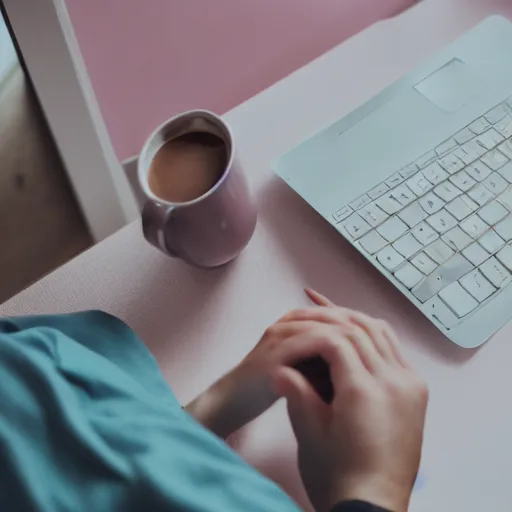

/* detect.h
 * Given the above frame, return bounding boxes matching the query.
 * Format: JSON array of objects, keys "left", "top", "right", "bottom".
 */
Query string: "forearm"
[
  {"left": 185, "top": 369, "right": 258, "bottom": 439},
  {"left": 185, "top": 377, "right": 235, "bottom": 439},
  {"left": 185, "top": 364, "right": 278, "bottom": 439}
]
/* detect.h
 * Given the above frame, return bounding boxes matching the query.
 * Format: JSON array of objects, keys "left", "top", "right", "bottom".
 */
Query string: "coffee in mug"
[
  {"left": 139, "top": 110, "right": 257, "bottom": 268},
  {"left": 147, "top": 131, "right": 228, "bottom": 203}
]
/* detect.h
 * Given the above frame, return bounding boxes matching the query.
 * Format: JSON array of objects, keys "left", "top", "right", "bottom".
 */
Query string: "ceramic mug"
[{"left": 139, "top": 110, "right": 257, "bottom": 268}]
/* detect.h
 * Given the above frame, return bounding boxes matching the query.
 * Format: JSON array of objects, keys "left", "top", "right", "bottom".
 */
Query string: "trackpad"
[{"left": 414, "top": 58, "right": 484, "bottom": 113}]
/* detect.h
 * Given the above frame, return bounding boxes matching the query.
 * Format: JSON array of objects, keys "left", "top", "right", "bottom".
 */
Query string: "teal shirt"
[{"left": 0, "top": 311, "right": 300, "bottom": 512}]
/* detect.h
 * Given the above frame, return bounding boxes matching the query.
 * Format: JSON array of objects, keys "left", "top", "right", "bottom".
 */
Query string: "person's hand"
[
  {"left": 275, "top": 290, "right": 428, "bottom": 512},
  {"left": 186, "top": 298, "right": 343, "bottom": 438}
]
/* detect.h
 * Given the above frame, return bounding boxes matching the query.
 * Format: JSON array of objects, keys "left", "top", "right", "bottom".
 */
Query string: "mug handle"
[{"left": 141, "top": 201, "right": 180, "bottom": 257}]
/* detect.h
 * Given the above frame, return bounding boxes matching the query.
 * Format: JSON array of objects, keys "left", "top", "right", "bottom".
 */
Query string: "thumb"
[{"left": 274, "top": 367, "right": 324, "bottom": 438}]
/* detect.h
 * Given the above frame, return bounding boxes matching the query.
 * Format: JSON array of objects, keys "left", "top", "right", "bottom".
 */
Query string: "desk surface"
[{"left": 3, "top": 1, "right": 512, "bottom": 510}]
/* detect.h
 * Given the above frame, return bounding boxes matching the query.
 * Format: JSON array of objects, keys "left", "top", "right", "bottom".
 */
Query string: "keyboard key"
[
  {"left": 435, "top": 138, "right": 457, "bottom": 157},
  {"left": 468, "top": 183, "right": 494, "bottom": 206},
  {"left": 449, "top": 170, "right": 476, "bottom": 191},
  {"left": 411, "top": 252, "right": 438, "bottom": 275},
  {"left": 423, "top": 162, "right": 449, "bottom": 185},
  {"left": 406, "top": 172, "right": 433, "bottom": 196},
  {"left": 416, "top": 150, "right": 438, "bottom": 169},
  {"left": 425, "top": 239, "right": 455, "bottom": 264},
  {"left": 485, "top": 104, "right": 509, "bottom": 124},
  {"left": 498, "top": 161, "right": 512, "bottom": 182},
  {"left": 482, "top": 149, "right": 509, "bottom": 170},
  {"left": 494, "top": 214, "right": 512, "bottom": 241},
  {"left": 460, "top": 214, "right": 489, "bottom": 239},
  {"left": 442, "top": 226, "right": 472, "bottom": 251},
  {"left": 478, "top": 200, "right": 509, "bottom": 225},
  {"left": 359, "top": 203, "right": 389, "bottom": 227},
  {"left": 466, "top": 161, "right": 492, "bottom": 182},
  {"left": 469, "top": 116, "right": 491, "bottom": 134},
  {"left": 497, "top": 186, "right": 512, "bottom": 210},
  {"left": 426, "top": 209, "right": 457, "bottom": 234},
  {"left": 412, "top": 253, "right": 473, "bottom": 302},
  {"left": 460, "top": 269, "right": 496, "bottom": 303},
  {"left": 433, "top": 182, "right": 461, "bottom": 202},
  {"left": 377, "top": 217, "right": 409, "bottom": 242},
  {"left": 398, "top": 201, "right": 428, "bottom": 228},
  {"left": 445, "top": 195, "right": 477, "bottom": 221},
  {"left": 343, "top": 213, "right": 371, "bottom": 239},
  {"left": 457, "top": 140, "right": 487, "bottom": 164},
  {"left": 454, "top": 127, "right": 474, "bottom": 145},
  {"left": 368, "top": 183, "right": 389, "bottom": 200},
  {"left": 483, "top": 172, "right": 509, "bottom": 195},
  {"left": 399, "top": 163, "right": 419, "bottom": 178},
  {"left": 498, "top": 139, "right": 512, "bottom": 160},
  {"left": 377, "top": 246, "right": 405, "bottom": 271},
  {"left": 385, "top": 172, "right": 404, "bottom": 188},
  {"left": 419, "top": 192, "right": 446, "bottom": 214},
  {"left": 375, "top": 193, "right": 402, "bottom": 215},
  {"left": 391, "top": 185, "right": 416, "bottom": 207},
  {"left": 394, "top": 262, "right": 424, "bottom": 289},
  {"left": 411, "top": 221, "right": 439, "bottom": 246},
  {"left": 495, "top": 114, "right": 512, "bottom": 138},
  {"left": 423, "top": 297, "right": 459, "bottom": 328},
  {"left": 438, "top": 152, "right": 465, "bottom": 174},
  {"left": 463, "top": 242, "right": 489, "bottom": 266},
  {"left": 478, "top": 230, "right": 505, "bottom": 254},
  {"left": 474, "top": 128, "right": 505, "bottom": 150},
  {"left": 439, "top": 282, "right": 479, "bottom": 317},
  {"left": 496, "top": 245, "right": 512, "bottom": 271},
  {"left": 333, "top": 206, "right": 353, "bottom": 223},
  {"left": 359, "top": 230, "right": 388, "bottom": 255},
  {"left": 479, "top": 256, "right": 510, "bottom": 288},
  {"left": 349, "top": 194, "right": 371, "bottom": 211},
  {"left": 393, "top": 233, "right": 423, "bottom": 259}
]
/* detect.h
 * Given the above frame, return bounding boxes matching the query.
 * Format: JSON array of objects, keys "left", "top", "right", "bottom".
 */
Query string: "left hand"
[{"left": 186, "top": 289, "right": 334, "bottom": 438}]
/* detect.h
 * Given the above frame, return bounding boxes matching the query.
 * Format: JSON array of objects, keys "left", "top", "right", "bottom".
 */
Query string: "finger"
[
  {"left": 312, "top": 332, "right": 369, "bottom": 386},
  {"left": 276, "top": 308, "right": 384, "bottom": 374},
  {"left": 291, "top": 306, "right": 394, "bottom": 373},
  {"left": 271, "top": 328, "right": 339, "bottom": 365},
  {"left": 349, "top": 313, "right": 398, "bottom": 365},
  {"left": 273, "top": 367, "right": 325, "bottom": 437},
  {"left": 348, "top": 311, "right": 410, "bottom": 368},
  {"left": 342, "top": 323, "right": 386, "bottom": 374},
  {"left": 382, "top": 327, "right": 410, "bottom": 369},
  {"left": 305, "top": 288, "right": 335, "bottom": 307},
  {"left": 266, "top": 321, "right": 330, "bottom": 342},
  {"left": 277, "top": 307, "right": 347, "bottom": 325},
  {"left": 273, "top": 324, "right": 379, "bottom": 376}
]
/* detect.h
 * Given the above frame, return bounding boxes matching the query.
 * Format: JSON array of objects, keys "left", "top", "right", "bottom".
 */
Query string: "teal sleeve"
[{"left": 0, "top": 312, "right": 301, "bottom": 512}]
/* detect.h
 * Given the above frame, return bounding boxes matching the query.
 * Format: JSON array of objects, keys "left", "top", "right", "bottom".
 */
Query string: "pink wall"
[{"left": 65, "top": 0, "right": 416, "bottom": 161}]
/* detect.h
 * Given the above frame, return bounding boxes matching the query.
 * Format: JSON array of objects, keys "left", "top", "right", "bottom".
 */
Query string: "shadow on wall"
[{"left": 65, "top": 0, "right": 421, "bottom": 161}]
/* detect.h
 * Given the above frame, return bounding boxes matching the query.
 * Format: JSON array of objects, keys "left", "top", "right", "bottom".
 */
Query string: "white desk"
[{"left": 3, "top": 1, "right": 512, "bottom": 510}]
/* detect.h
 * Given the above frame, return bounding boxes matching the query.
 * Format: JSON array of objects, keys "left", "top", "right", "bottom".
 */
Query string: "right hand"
[{"left": 274, "top": 290, "right": 428, "bottom": 512}]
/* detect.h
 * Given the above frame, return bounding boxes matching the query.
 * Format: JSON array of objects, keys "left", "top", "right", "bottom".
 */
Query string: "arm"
[{"left": 186, "top": 289, "right": 426, "bottom": 512}]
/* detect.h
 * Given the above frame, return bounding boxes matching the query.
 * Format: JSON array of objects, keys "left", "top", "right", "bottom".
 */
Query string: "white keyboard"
[{"left": 333, "top": 97, "right": 512, "bottom": 335}]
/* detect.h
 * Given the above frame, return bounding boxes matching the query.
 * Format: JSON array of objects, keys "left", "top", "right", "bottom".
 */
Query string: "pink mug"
[{"left": 138, "top": 110, "right": 257, "bottom": 268}]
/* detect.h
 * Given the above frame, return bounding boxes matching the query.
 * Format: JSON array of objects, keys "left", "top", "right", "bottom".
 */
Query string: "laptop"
[{"left": 274, "top": 16, "right": 512, "bottom": 349}]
